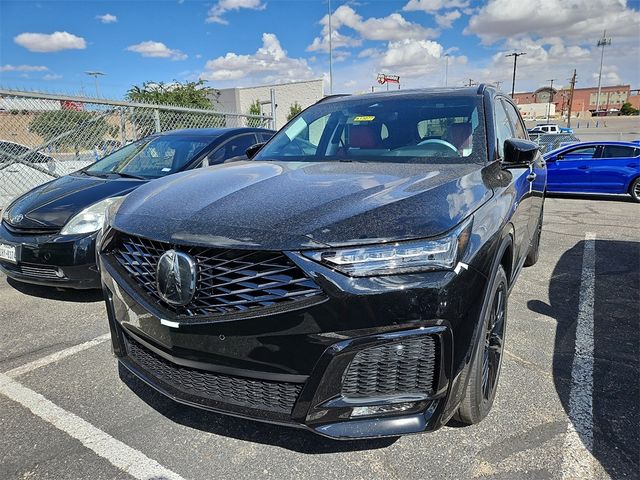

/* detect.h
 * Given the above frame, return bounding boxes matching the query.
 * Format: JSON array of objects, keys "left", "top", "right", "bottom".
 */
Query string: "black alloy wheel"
[
  {"left": 630, "top": 177, "right": 640, "bottom": 203},
  {"left": 481, "top": 282, "right": 506, "bottom": 401}
]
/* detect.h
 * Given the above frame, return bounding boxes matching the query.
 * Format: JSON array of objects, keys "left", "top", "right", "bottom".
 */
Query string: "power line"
[{"left": 505, "top": 52, "right": 526, "bottom": 98}]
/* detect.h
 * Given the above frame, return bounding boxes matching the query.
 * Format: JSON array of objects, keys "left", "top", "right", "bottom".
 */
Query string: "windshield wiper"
[
  {"left": 77, "top": 170, "right": 109, "bottom": 178},
  {"left": 109, "top": 171, "right": 145, "bottom": 180}
]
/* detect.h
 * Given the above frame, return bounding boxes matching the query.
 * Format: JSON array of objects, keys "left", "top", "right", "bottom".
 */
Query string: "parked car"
[
  {"left": 98, "top": 85, "right": 546, "bottom": 439},
  {"left": 0, "top": 127, "right": 274, "bottom": 289},
  {"left": 528, "top": 123, "right": 573, "bottom": 134},
  {"left": 528, "top": 132, "right": 580, "bottom": 154},
  {"left": 0, "top": 140, "right": 55, "bottom": 164},
  {"left": 544, "top": 141, "right": 640, "bottom": 202}
]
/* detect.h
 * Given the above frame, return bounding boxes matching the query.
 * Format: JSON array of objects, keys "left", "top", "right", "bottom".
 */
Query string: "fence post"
[
  {"left": 119, "top": 109, "right": 126, "bottom": 145},
  {"left": 270, "top": 88, "right": 277, "bottom": 130},
  {"left": 154, "top": 108, "right": 161, "bottom": 133}
]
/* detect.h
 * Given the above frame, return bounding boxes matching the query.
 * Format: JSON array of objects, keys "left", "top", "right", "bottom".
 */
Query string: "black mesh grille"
[
  {"left": 342, "top": 337, "right": 437, "bottom": 397},
  {"left": 2, "top": 262, "right": 63, "bottom": 280},
  {"left": 124, "top": 334, "right": 303, "bottom": 414},
  {"left": 108, "top": 232, "right": 323, "bottom": 318}
]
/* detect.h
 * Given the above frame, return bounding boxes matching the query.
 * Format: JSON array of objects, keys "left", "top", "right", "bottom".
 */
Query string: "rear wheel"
[
  {"left": 524, "top": 207, "right": 543, "bottom": 267},
  {"left": 455, "top": 265, "right": 508, "bottom": 425},
  {"left": 630, "top": 178, "right": 640, "bottom": 203}
]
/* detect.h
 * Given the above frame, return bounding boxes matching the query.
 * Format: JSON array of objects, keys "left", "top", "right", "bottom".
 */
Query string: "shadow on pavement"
[
  {"left": 6, "top": 277, "right": 103, "bottom": 303},
  {"left": 119, "top": 364, "right": 398, "bottom": 454},
  {"left": 529, "top": 239, "right": 639, "bottom": 478}
]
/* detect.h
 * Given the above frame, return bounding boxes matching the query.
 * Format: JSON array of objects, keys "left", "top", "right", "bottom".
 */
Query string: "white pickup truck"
[{"left": 528, "top": 123, "right": 573, "bottom": 134}]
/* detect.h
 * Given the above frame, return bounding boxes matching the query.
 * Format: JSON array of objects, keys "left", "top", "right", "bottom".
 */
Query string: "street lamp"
[
  {"left": 328, "top": 0, "right": 333, "bottom": 94},
  {"left": 505, "top": 52, "right": 526, "bottom": 98},
  {"left": 85, "top": 71, "right": 105, "bottom": 97},
  {"left": 595, "top": 31, "right": 612, "bottom": 114},
  {"left": 444, "top": 54, "right": 450, "bottom": 87},
  {"left": 546, "top": 79, "right": 555, "bottom": 123}
]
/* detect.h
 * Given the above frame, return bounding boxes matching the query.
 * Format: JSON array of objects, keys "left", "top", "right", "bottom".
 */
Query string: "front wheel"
[
  {"left": 454, "top": 265, "right": 508, "bottom": 425},
  {"left": 630, "top": 177, "right": 640, "bottom": 203}
]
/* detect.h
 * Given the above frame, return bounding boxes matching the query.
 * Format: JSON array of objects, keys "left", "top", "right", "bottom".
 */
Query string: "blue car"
[{"left": 544, "top": 141, "right": 640, "bottom": 202}]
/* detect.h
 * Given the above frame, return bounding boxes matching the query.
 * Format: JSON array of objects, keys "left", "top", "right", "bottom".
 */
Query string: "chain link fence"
[{"left": 0, "top": 89, "right": 273, "bottom": 209}]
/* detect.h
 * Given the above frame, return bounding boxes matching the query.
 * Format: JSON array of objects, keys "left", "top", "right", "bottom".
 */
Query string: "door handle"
[
  {"left": 578, "top": 165, "right": 589, "bottom": 170},
  {"left": 527, "top": 172, "right": 537, "bottom": 182}
]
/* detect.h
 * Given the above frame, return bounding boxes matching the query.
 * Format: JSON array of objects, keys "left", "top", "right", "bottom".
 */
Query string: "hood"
[
  {"left": 113, "top": 161, "right": 493, "bottom": 250},
  {"left": 5, "top": 174, "right": 146, "bottom": 229}
]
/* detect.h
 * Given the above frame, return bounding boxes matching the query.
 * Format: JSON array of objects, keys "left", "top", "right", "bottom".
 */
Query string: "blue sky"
[{"left": 1, "top": 0, "right": 639, "bottom": 99}]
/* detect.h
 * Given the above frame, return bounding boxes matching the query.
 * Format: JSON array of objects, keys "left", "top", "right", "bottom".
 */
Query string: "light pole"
[
  {"left": 85, "top": 71, "right": 105, "bottom": 97},
  {"left": 595, "top": 31, "right": 611, "bottom": 114},
  {"left": 444, "top": 54, "right": 450, "bottom": 87},
  {"left": 328, "top": 0, "right": 333, "bottom": 94},
  {"left": 546, "top": 79, "right": 555, "bottom": 123},
  {"left": 505, "top": 52, "right": 526, "bottom": 98}
]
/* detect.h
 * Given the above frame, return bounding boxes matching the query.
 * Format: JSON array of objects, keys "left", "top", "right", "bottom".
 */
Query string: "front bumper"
[
  {"left": 0, "top": 222, "right": 100, "bottom": 289},
  {"left": 100, "top": 240, "right": 490, "bottom": 439}
]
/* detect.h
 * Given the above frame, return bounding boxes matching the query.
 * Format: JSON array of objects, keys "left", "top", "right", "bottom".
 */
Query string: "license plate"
[{"left": 0, "top": 243, "right": 17, "bottom": 263}]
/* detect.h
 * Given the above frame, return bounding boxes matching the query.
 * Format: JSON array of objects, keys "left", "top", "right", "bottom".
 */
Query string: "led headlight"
[
  {"left": 304, "top": 219, "right": 472, "bottom": 277},
  {"left": 60, "top": 196, "right": 124, "bottom": 236}
]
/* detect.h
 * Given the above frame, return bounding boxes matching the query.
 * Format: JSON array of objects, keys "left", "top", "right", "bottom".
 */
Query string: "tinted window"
[
  {"left": 601, "top": 145, "right": 638, "bottom": 158},
  {"left": 494, "top": 100, "right": 513, "bottom": 159},
  {"left": 502, "top": 100, "right": 527, "bottom": 139},
  {"left": 85, "top": 135, "right": 210, "bottom": 179},
  {"left": 254, "top": 96, "right": 487, "bottom": 164},
  {"left": 258, "top": 132, "right": 274, "bottom": 143},
  {"left": 562, "top": 146, "right": 597, "bottom": 159}
]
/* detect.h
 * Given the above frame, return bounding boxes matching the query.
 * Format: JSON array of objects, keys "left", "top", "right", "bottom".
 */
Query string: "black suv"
[{"left": 99, "top": 86, "right": 546, "bottom": 439}]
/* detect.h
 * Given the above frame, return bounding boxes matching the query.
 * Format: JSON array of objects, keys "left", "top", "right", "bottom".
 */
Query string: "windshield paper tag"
[
  {"left": 285, "top": 117, "right": 308, "bottom": 140},
  {"left": 353, "top": 116, "right": 375, "bottom": 122}
]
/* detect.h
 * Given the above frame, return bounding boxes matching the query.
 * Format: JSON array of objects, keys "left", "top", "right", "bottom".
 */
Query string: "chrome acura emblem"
[
  {"left": 9, "top": 213, "right": 24, "bottom": 224},
  {"left": 156, "top": 249, "right": 197, "bottom": 306}
]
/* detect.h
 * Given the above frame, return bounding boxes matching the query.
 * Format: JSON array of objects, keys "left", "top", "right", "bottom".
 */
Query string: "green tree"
[
  {"left": 620, "top": 102, "right": 639, "bottom": 116},
  {"left": 247, "top": 99, "right": 265, "bottom": 127},
  {"left": 286, "top": 101, "right": 303, "bottom": 121},
  {"left": 29, "top": 110, "right": 115, "bottom": 151},
  {"left": 126, "top": 80, "right": 218, "bottom": 108}
]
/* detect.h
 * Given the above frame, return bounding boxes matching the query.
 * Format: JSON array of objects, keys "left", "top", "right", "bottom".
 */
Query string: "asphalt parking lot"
[{"left": 0, "top": 196, "right": 638, "bottom": 480}]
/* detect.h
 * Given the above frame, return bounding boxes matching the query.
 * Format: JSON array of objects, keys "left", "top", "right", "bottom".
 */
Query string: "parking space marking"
[
  {"left": 0, "top": 372, "right": 186, "bottom": 480},
  {"left": 561, "top": 232, "right": 596, "bottom": 480},
  {"left": 4, "top": 333, "right": 111, "bottom": 378}
]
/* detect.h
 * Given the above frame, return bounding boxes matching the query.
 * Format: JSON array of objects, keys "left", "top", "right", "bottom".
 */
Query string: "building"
[
  {"left": 514, "top": 84, "right": 634, "bottom": 116},
  {"left": 211, "top": 79, "right": 324, "bottom": 129}
]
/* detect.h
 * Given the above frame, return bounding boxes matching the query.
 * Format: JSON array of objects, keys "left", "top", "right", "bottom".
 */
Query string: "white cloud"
[
  {"left": 592, "top": 65, "right": 622, "bottom": 86},
  {"left": 435, "top": 10, "right": 461, "bottom": 28},
  {"left": 206, "top": 0, "right": 266, "bottom": 25},
  {"left": 379, "top": 38, "right": 444, "bottom": 76},
  {"left": 201, "top": 33, "right": 314, "bottom": 83},
  {"left": 126, "top": 41, "right": 187, "bottom": 60},
  {"left": 96, "top": 13, "right": 117, "bottom": 23},
  {"left": 0, "top": 64, "right": 48, "bottom": 72},
  {"left": 307, "top": 5, "right": 437, "bottom": 53},
  {"left": 467, "top": 0, "right": 640, "bottom": 44},
  {"left": 403, "top": 0, "right": 469, "bottom": 13},
  {"left": 43, "top": 73, "right": 62, "bottom": 80},
  {"left": 14, "top": 31, "right": 86, "bottom": 52}
]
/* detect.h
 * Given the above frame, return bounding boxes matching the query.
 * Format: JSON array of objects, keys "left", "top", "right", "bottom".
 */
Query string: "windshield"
[
  {"left": 254, "top": 95, "right": 486, "bottom": 164},
  {"left": 84, "top": 135, "right": 211, "bottom": 179}
]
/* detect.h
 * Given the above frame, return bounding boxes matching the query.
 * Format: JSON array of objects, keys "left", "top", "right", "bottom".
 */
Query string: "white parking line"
[
  {"left": 0, "top": 372, "right": 186, "bottom": 480},
  {"left": 4, "top": 333, "right": 111, "bottom": 378},
  {"left": 561, "top": 232, "right": 596, "bottom": 480}
]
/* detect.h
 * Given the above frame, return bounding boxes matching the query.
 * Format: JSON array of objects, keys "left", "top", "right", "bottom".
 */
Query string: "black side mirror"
[
  {"left": 245, "top": 142, "right": 266, "bottom": 160},
  {"left": 502, "top": 138, "right": 539, "bottom": 166}
]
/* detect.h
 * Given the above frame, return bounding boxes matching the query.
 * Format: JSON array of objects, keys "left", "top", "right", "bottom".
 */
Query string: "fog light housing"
[{"left": 350, "top": 402, "right": 415, "bottom": 418}]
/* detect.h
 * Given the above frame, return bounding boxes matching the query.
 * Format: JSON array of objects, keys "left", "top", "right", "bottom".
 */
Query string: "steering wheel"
[
  {"left": 284, "top": 138, "right": 306, "bottom": 156},
  {"left": 417, "top": 138, "right": 459, "bottom": 154}
]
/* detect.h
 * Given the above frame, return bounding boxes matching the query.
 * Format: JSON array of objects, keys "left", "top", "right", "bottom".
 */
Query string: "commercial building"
[{"left": 211, "top": 79, "right": 324, "bottom": 129}]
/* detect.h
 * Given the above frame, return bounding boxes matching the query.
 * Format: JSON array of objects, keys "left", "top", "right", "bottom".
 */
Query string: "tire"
[
  {"left": 630, "top": 177, "right": 640, "bottom": 203},
  {"left": 454, "top": 265, "right": 508, "bottom": 425},
  {"left": 524, "top": 207, "right": 543, "bottom": 267}
]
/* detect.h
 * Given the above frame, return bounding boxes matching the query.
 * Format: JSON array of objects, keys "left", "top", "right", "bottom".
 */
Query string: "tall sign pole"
[
  {"left": 595, "top": 31, "right": 611, "bottom": 114},
  {"left": 328, "top": 0, "right": 333, "bottom": 94},
  {"left": 505, "top": 52, "right": 526, "bottom": 98}
]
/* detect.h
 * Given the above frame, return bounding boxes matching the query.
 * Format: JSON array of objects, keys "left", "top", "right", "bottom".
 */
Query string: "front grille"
[
  {"left": 342, "top": 336, "right": 438, "bottom": 398},
  {"left": 2, "top": 262, "right": 63, "bottom": 280},
  {"left": 2, "top": 221, "right": 60, "bottom": 236},
  {"left": 108, "top": 232, "right": 323, "bottom": 318},
  {"left": 123, "top": 333, "right": 303, "bottom": 414}
]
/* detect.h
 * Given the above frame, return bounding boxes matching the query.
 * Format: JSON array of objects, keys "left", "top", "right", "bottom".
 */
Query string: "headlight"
[
  {"left": 303, "top": 220, "right": 472, "bottom": 277},
  {"left": 60, "top": 196, "right": 124, "bottom": 236}
]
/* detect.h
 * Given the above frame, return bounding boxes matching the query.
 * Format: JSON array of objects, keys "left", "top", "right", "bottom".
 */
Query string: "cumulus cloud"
[
  {"left": 307, "top": 5, "right": 437, "bottom": 53},
  {"left": 0, "top": 64, "right": 48, "bottom": 72},
  {"left": 43, "top": 73, "right": 63, "bottom": 80},
  {"left": 126, "top": 41, "right": 187, "bottom": 60},
  {"left": 403, "top": 0, "right": 470, "bottom": 13},
  {"left": 466, "top": 0, "right": 640, "bottom": 44},
  {"left": 14, "top": 31, "right": 86, "bottom": 52},
  {"left": 206, "top": 0, "right": 266, "bottom": 24},
  {"left": 435, "top": 10, "right": 461, "bottom": 28},
  {"left": 201, "top": 33, "right": 314, "bottom": 83},
  {"left": 592, "top": 65, "right": 622, "bottom": 86},
  {"left": 97, "top": 13, "right": 117, "bottom": 23}
]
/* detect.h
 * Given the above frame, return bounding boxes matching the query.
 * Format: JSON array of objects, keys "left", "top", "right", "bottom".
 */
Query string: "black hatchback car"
[
  {"left": 0, "top": 128, "right": 274, "bottom": 289},
  {"left": 99, "top": 86, "right": 546, "bottom": 439}
]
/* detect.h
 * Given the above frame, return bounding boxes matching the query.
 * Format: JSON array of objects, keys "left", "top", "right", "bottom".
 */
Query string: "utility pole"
[
  {"left": 505, "top": 52, "right": 526, "bottom": 98},
  {"left": 546, "top": 79, "right": 555, "bottom": 123},
  {"left": 595, "top": 31, "right": 611, "bottom": 114},
  {"left": 328, "top": 0, "right": 333, "bottom": 94},
  {"left": 85, "top": 71, "right": 105, "bottom": 97},
  {"left": 444, "top": 54, "right": 450, "bottom": 87},
  {"left": 467, "top": 78, "right": 475, "bottom": 87},
  {"left": 567, "top": 70, "right": 577, "bottom": 128}
]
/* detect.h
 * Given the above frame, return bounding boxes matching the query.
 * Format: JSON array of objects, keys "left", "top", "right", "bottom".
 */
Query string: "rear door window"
[{"left": 601, "top": 145, "right": 638, "bottom": 158}]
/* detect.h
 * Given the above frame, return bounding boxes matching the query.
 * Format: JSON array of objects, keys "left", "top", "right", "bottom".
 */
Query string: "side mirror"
[
  {"left": 502, "top": 138, "right": 539, "bottom": 166},
  {"left": 245, "top": 142, "right": 266, "bottom": 160}
]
